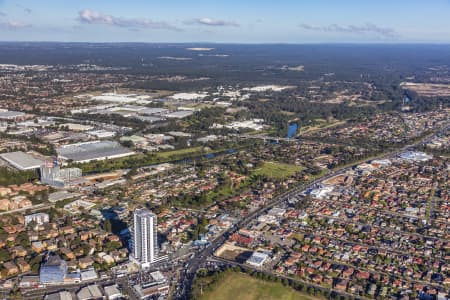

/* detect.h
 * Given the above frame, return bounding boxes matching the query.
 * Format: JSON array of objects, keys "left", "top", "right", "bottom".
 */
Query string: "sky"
[{"left": 0, "top": 0, "right": 449, "bottom": 43}]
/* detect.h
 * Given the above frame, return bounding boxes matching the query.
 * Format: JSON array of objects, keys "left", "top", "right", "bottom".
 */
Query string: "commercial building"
[
  {"left": 76, "top": 284, "right": 103, "bottom": 300},
  {"left": 307, "top": 185, "right": 334, "bottom": 199},
  {"left": 87, "top": 130, "right": 116, "bottom": 139},
  {"left": 169, "top": 92, "right": 208, "bottom": 100},
  {"left": 131, "top": 208, "right": 158, "bottom": 268},
  {"left": 48, "top": 191, "right": 80, "bottom": 203},
  {"left": 246, "top": 251, "right": 270, "bottom": 267},
  {"left": 40, "top": 161, "right": 82, "bottom": 188},
  {"left": 56, "top": 141, "right": 135, "bottom": 164},
  {"left": 25, "top": 213, "right": 50, "bottom": 226},
  {"left": 39, "top": 254, "right": 68, "bottom": 284},
  {"left": 133, "top": 271, "right": 169, "bottom": 299},
  {"left": 80, "top": 268, "right": 98, "bottom": 281},
  {"left": 44, "top": 291, "right": 73, "bottom": 300},
  {"left": 134, "top": 115, "right": 164, "bottom": 123},
  {"left": 19, "top": 275, "right": 41, "bottom": 288},
  {"left": 119, "top": 135, "right": 148, "bottom": 148},
  {"left": 0, "top": 109, "right": 27, "bottom": 121},
  {"left": 141, "top": 107, "right": 169, "bottom": 116},
  {"left": 164, "top": 110, "right": 194, "bottom": 119},
  {"left": 225, "top": 119, "right": 265, "bottom": 131},
  {"left": 399, "top": 151, "right": 433, "bottom": 162},
  {"left": 91, "top": 93, "right": 140, "bottom": 104},
  {"left": 63, "top": 199, "right": 96, "bottom": 214},
  {"left": 0, "top": 151, "right": 44, "bottom": 170},
  {"left": 104, "top": 285, "right": 123, "bottom": 300},
  {"left": 61, "top": 123, "right": 94, "bottom": 132}
]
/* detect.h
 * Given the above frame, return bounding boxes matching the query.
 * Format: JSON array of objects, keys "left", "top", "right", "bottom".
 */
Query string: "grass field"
[
  {"left": 198, "top": 272, "right": 321, "bottom": 300},
  {"left": 299, "top": 120, "right": 346, "bottom": 135},
  {"left": 253, "top": 161, "right": 302, "bottom": 179},
  {"left": 154, "top": 146, "right": 206, "bottom": 159}
]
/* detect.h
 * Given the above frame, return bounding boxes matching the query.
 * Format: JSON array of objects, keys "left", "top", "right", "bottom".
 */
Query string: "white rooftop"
[
  {"left": 77, "top": 284, "right": 102, "bottom": 300},
  {"left": 91, "top": 93, "right": 140, "bottom": 103},
  {"left": 104, "top": 285, "right": 122, "bottom": 299},
  {"left": 246, "top": 251, "right": 269, "bottom": 267},
  {"left": 0, "top": 151, "right": 44, "bottom": 170},
  {"left": 0, "top": 110, "right": 26, "bottom": 119},
  {"left": 309, "top": 185, "right": 334, "bottom": 199},
  {"left": 56, "top": 141, "right": 134, "bottom": 163},
  {"left": 169, "top": 92, "right": 208, "bottom": 100},
  {"left": 150, "top": 271, "right": 166, "bottom": 282},
  {"left": 399, "top": 151, "right": 433, "bottom": 162}
]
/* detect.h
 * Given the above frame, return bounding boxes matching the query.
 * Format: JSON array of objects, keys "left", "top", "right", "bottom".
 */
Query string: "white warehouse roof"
[{"left": 0, "top": 151, "right": 44, "bottom": 170}]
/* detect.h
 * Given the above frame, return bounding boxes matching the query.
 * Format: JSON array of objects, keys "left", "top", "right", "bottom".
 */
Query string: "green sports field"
[
  {"left": 197, "top": 272, "right": 322, "bottom": 300},
  {"left": 253, "top": 161, "right": 302, "bottom": 179}
]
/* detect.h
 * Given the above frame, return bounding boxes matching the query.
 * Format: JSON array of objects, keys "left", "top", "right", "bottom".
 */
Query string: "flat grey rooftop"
[
  {"left": 48, "top": 191, "right": 80, "bottom": 203},
  {"left": 0, "top": 110, "right": 25, "bottom": 119},
  {"left": 134, "top": 115, "right": 164, "bottom": 123},
  {"left": 0, "top": 151, "right": 44, "bottom": 170},
  {"left": 164, "top": 110, "right": 194, "bottom": 118},
  {"left": 141, "top": 108, "right": 169, "bottom": 115},
  {"left": 56, "top": 141, "right": 134, "bottom": 163}
]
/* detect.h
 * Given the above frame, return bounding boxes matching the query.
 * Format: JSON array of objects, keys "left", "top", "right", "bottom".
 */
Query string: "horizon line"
[{"left": 1, "top": 41, "right": 450, "bottom": 46}]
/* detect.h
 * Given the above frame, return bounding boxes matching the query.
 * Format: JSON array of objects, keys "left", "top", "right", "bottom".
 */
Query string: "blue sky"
[{"left": 0, "top": 0, "right": 449, "bottom": 43}]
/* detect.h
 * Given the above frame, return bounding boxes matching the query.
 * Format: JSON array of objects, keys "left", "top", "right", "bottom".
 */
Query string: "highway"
[{"left": 0, "top": 203, "right": 51, "bottom": 216}]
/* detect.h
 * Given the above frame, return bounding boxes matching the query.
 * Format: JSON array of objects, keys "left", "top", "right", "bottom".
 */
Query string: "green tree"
[
  {"left": 103, "top": 219, "right": 112, "bottom": 233},
  {"left": 0, "top": 248, "right": 11, "bottom": 262},
  {"left": 104, "top": 241, "right": 121, "bottom": 252}
]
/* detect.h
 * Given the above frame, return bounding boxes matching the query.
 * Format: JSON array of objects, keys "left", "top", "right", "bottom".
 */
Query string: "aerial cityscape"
[{"left": 0, "top": 1, "right": 449, "bottom": 300}]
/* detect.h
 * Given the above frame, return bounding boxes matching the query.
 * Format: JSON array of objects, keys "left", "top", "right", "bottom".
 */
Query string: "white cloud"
[
  {"left": 78, "top": 9, "right": 181, "bottom": 31},
  {"left": 1, "top": 20, "right": 30, "bottom": 29},
  {"left": 186, "top": 17, "right": 239, "bottom": 27},
  {"left": 299, "top": 23, "right": 399, "bottom": 38}
]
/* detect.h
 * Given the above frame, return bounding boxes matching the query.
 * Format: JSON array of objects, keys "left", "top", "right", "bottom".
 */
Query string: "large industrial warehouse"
[
  {"left": 56, "top": 141, "right": 135, "bottom": 163},
  {"left": 0, "top": 151, "right": 44, "bottom": 170}
]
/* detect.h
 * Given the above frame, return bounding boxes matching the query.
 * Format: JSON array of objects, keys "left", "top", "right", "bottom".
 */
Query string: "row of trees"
[{"left": 0, "top": 167, "right": 38, "bottom": 186}]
